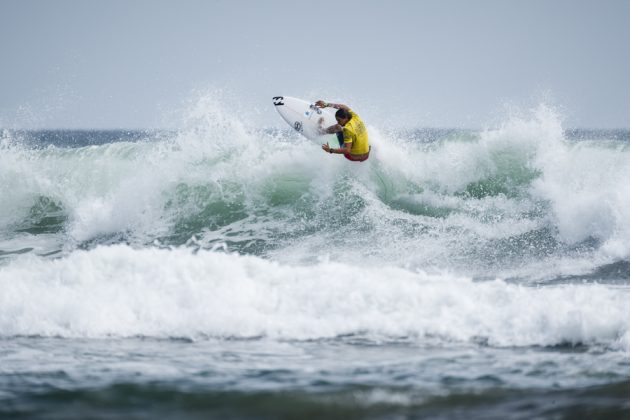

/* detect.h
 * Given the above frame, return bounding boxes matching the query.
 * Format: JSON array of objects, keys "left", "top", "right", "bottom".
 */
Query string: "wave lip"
[{"left": 1, "top": 245, "right": 629, "bottom": 350}]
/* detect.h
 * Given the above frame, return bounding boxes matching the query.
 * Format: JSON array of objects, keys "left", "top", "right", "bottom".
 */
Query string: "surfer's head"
[{"left": 335, "top": 109, "right": 352, "bottom": 126}]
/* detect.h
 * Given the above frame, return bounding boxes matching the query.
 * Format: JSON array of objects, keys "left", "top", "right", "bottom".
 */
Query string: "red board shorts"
[{"left": 343, "top": 146, "right": 371, "bottom": 162}]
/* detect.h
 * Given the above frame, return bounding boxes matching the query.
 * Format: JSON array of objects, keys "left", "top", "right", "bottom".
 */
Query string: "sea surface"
[{"left": 1, "top": 101, "right": 630, "bottom": 419}]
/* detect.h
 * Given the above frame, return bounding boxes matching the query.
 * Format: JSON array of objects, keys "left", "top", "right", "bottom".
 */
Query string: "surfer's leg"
[{"left": 336, "top": 132, "right": 344, "bottom": 147}]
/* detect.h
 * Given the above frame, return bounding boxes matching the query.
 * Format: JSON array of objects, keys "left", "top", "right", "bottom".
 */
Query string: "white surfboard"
[{"left": 272, "top": 96, "right": 342, "bottom": 147}]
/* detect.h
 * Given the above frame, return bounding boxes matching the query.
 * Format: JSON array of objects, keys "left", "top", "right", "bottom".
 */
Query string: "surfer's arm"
[
  {"left": 322, "top": 141, "right": 352, "bottom": 155},
  {"left": 315, "top": 100, "right": 350, "bottom": 111},
  {"left": 317, "top": 116, "right": 343, "bottom": 135},
  {"left": 323, "top": 123, "right": 343, "bottom": 135}
]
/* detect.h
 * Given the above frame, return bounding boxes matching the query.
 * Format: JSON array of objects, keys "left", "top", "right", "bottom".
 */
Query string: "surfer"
[{"left": 315, "top": 100, "right": 370, "bottom": 162}]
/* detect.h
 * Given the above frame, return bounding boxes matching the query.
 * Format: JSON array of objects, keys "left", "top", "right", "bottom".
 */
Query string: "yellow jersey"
[{"left": 342, "top": 110, "right": 369, "bottom": 155}]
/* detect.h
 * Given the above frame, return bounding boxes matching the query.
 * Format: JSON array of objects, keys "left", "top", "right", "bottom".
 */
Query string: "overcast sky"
[{"left": 1, "top": 0, "right": 629, "bottom": 129}]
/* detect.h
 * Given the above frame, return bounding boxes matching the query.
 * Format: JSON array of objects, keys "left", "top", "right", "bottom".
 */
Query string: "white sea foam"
[
  {"left": 1, "top": 245, "right": 628, "bottom": 350},
  {"left": 532, "top": 137, "right": 630, "bottom": 260}
]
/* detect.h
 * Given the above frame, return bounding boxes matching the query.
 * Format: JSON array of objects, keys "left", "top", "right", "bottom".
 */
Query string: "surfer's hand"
[
  {"left": 315, "top": 100, "right": 326, "bottom": 108},
  {"left": 322, "top": 143, "right": 331, "bottom": 153}
]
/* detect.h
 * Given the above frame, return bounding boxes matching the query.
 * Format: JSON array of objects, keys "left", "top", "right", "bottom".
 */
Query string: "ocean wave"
[
  {"left": 1, "top": 245, "right": 629, "bottom": 349},
  {"left": 1, "top": 98, "right": 630, "bottom": 280},
  {"left": 5, "top": 380, "right": 630, "bottom": 419}
]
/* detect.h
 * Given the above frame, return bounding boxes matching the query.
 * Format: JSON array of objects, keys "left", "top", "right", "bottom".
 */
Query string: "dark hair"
[{"left": 335, "top": 108, "right": 352, "bottom": 120}]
